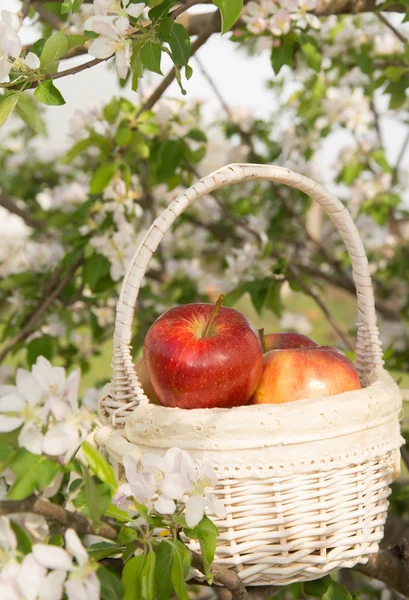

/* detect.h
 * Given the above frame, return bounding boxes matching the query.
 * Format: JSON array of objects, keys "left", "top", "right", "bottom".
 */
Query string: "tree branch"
[
  {"left": 376, "top": 11, "right": 408, "bottom": 45},
  {"left": 139, "top": 11, "right": 221, "bottom": 114},
  {"left": 392, "top": 128, "right": 409, "bottom": 185},
  {"left": 287, "top": 266, "right": 355, "bottom": 350},
  {"left": 355, "top": 545, "right": 409, "bottom": 596},
  {"left": 0, "top": 193, "right": 44, "bottom": 231},
  {"left": 33, "top": 0, "right": 64, "bottom": 30},
  {"left": 0, "top": 495, "right": 118, "bottom": 540},
  {"left": 18, "top": 0, "right": 32, "bottom": 24},
  {"left": 0, "top": 252, "right": 84, "bottom": 363}
]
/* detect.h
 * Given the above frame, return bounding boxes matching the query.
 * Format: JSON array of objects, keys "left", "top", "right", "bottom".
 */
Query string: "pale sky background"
[{"left": 2, "top": 0, "right": 409, "bottom": 232}]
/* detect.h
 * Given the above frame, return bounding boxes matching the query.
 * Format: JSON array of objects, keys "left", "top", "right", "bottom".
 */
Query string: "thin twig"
[
  {"left": 33, "top": 0, "right": 64, "bottom": 29},
  {"left": 190, "top": 550, "right": 250, "bottom": 600},
  {"left": 139, "top": 11, "right": 221, "bottom": 114},
  {"left": 370, "top": 99, "right": 383, "bottom": 148},
  {"left": 0, "top": 253, "right": 84, "bottom": 363},
  {"left": 392, "top": 128, "right": 409, "bottom": 184},
  {"left": 0, "top": 193, "right": 44, "bottom": 231},
  {"left": 287, "top": 266, "right": 354, "bottom": 351},
  {"left": 194, "top": 54, "right": 233, "bottom": 119},
  {"left": 376, "top": 12, "right": 408, "bottom": 45},
  {"left": 18, "top": 0, "right": 32, "bottom": 24},
  {"left": 0, "top": 495, "right": 118, "bottom": 540}
]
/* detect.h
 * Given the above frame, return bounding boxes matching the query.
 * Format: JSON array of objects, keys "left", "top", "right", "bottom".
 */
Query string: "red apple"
[
  {"left": 252, "top": 346, "right": 360, "bottom": 405},
  {"left": 144, "top": 295, "right": 264, "bottom": 409},
  {"left": 134, "top": 358, "right": 160, "bottom": 405},
  {"left": 260, "top": 330, "right": 318, "bottom": 352}
]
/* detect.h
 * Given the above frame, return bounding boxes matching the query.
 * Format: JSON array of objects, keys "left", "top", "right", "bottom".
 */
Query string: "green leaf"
[
  {"left": 122, "top": 554, "right": 146, "bottom": 600},
  {"left": 156, "top": 139, "right": 184, "bottom": 181},
  {"left": 105, "top": 504, "right": 132, "bottom": 522},
  {"left": 213, "top": 0, "right": 242, "bottom": 33},
  {"left": 114, "top": 125, "right": 132, "bottom": 146},
  {"left": 171, "top": 540, "right": 190, "bottom": 600},
  {"left": 155, "top": 542, "right": 175, "bottom": 600},
  {"left": 30, "top": 38, "right": 47, "bottom": 58},
  {"left": 174, "top": 65, "right": 186, "bottom": 95},
  {"left": 271, "top": 33, "right": 296, "bottom": 75},
  {"left": 40, "top": 29, "right": 69, "bottom": 70},
  {"left": 82, "top": 441, "right": 118, "bottom": 492},
  {"left": 184, "top": 516, "right": 218, "bottom": 584},
  {"left": 67, "top": 34, "right": 87, "bottom": 51},
  {"left": 149, "top": 0, "right": 178, "bottom": 22},
  {"left": 63, "top": 133, "right": 111, "bottom": 163},
  {"left": 185, "top": 64, "right": 193, "bottom": 80},
  {"left": 338, "top": 162, "right": 363, "bottom": 185},
  {"left": 27, "top": 335, "right": 56, "bottom": 367},
  {"left": 140, "top": 41, "right": 163, "bottom": 75},
  {"left": 73, "top": 0, "right": 85, "bottom": 12},
  {"left": 186, "top": 128, "right": 207, "bottom": 142},
  {"left": 62, "top": 0, "right": 72, "bottom": 13},
  {"left": 322, "top": 581, "right": 352, "bottom": 600},
  {"left": 10, "top": 521, "right": 32, "bottom": 554},
  {"left": 98, "top": 565, "right": 124, "bottom": 600},
  {"left": 165, "top": 23, "right": 190, "bottom": 66},
  {"left": 370, "top": 148, "right": 393, "bottom": 174},
  {"left": 140, "top": 551, "right": 156, "bottom": 600},
  {"left": 0, "top": 443, "right": 17, "bottom": 473},
  {"left": 0, "top": 93, "right": 20, "bottom": 127},
  {"left": 84, "top": 253, "right": 111, "bottom": 292},
  {"left": 15, "top": 93, "right": 45, "bottom": 134},
  {"left": 300, "top": 39, "right": 322, "bottom": 72},
  {"left": 158, "top": 17, "right": 174, "bottom": 40},
  {"left": 34, "top": 80, "right": 66, "bottom": 106},
  {"left": 90, "top": 163, "right": 117, "bottom": 194},
  {"left": 131, "top": 42, "right": 144, "bottom": 92},
  {"left": 246, "top": 278, "right": 270, "bottom": 315},
  {"left": 303, "top": 576, "right": 331, "bottom": 597},
  {"left": 8, "top": 450, "right": 60, "bottom": 500},
  {"left": 88, "top": 542, "right": 125, "bottom": 561},
  {"left": 265, "top": 280, "right": 283, "bottom": 318},
  {"left": 81, "top": 466, "right": 107, "bottom": 528}
]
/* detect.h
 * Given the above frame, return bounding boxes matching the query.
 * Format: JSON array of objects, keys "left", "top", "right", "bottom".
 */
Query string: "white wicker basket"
[{"left": 97, "top": 164, "right": 403, "bottom": 586}]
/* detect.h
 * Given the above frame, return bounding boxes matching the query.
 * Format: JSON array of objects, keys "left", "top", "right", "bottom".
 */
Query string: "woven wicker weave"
[{"left": 98, "top": 163, "right": 403, "bottom": 586}]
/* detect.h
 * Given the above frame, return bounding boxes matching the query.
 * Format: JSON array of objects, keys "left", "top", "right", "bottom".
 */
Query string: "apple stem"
[
  {"left": 202, "top": 294, "right": 226, "bottom": 338},
  {"left": 259, "top": 328, "right": 267, "bottom": 352}
]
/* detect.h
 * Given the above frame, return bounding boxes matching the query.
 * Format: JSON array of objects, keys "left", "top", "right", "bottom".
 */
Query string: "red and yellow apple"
[
  {"left": 144, "top": 295, "right": 263, "bottom": 409},
  {"left": 260, "top": 330, "right": 318, "bottom": 352},
  {"left": 252, "top": 346, "right": 360, "bottom": 405}
]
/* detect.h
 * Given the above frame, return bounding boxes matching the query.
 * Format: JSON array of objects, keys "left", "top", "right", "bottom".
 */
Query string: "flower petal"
[
  {"left": 129, "top": 473, "right": 155, "bottom": 504},
  {"left": 154, "top": 494, "right": 176, "bottom": 515},
  {"left": 88, "top": 36, "right": 115, "bottom": 59},
  {"left": 18, "top": 423, "right": 44, "bottom": 455},
  {"left": 39, "top": 570, "right": 66, "bottom": 600},
  {"left": 93, "top": 0, "right": 111, "bottom": 14},
  {"left": 123, "top": 454, "right": 138, "bottom": 484},
  {"left": 126, "top": 2, "right": 145, "bottom": 19},
  {"left": 159, "top": 472, "right": 189, "bottom": 501},
  {"left": 115, "top": 48, "right": 129, "bottom": 79},
  {"left": 65, "top": 529, "right": 88, "bottom": 567},
  {"left": 1, "top": 10, "right": 20, "bottom": 32},
  {"left": 0, "top": 415, "right": 23, "bottom": 432},
  {"left": 17, "top": 554, "right": 47, "bottom": 600},
  {"left": 0, "top": 516, "right": 17, "bottom": 552},
  {"left": 141, "top": 451, "right": 162, "bottom": 475},
  {"left": 63, "top": 369, "right": 80, "bottom": 412},
  {"left": 84, "top": 15, "right": 119, "bottom": 38},
  {"left": 206, "top": 493, "right": 227, "bottom": 518},
  {"left": 43, "top": 423, "right": 79, "bottom": 458},
  {"left": 24, "top": 52, "right": 40, "bottom": 69},
  {"left": 33, "top": 543, "right": 72, "bottom": 571},
  {"left": 115, "top": 15, "right": 130, "bottom": 35},
  {"left": 185, "top": 495, "right": 206, "bottom": 528},
  {"left": 0, "top": 394, "right": 23, "bottom": 413},
  {"left": 32, "top": 357, "right": 65, "bottom": 393},
  {"left": 197, "top": 463, "right": 217, "bottom": 487},
  {"left": 16, "top": 369, "right": 42, "bottom": 406}
]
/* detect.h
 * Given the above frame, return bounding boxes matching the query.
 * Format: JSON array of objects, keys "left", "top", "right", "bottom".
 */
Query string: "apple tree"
[{"left": 0, "top": 0, "right": 409, "bottom": 598}]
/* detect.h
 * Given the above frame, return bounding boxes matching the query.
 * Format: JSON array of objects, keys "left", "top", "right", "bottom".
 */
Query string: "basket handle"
[{"left": 104, "top": 164, "right": 383, "bottom": 425}]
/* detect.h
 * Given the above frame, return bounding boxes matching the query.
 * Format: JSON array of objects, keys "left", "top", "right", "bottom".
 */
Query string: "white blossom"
[
  {"left": 0, "top": 357, "right": 93, "bottom": 462},
  {"left": 324, "top": 87, "right": 372, "bottom": 134},
  {"left": 89, "top": 221, "right": 136, "bottom": 281},
  {"left": 85, "top": 14, "right": 132, "bottom": 79},
  {"left": 0, "top": 11, "right": 22, "bottom": 82},
  {"left": 115, "top": 448, "right": 225, "bottom": 528}
]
